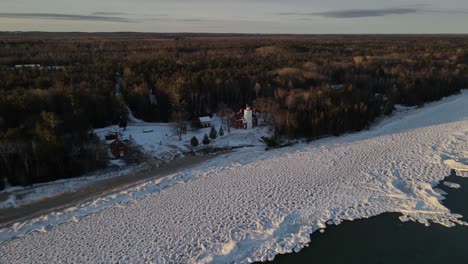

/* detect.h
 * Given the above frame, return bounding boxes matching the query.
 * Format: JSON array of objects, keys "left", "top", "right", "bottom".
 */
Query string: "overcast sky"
[{"left": 0, "top": 0, "right": 467, "bottom": 33}]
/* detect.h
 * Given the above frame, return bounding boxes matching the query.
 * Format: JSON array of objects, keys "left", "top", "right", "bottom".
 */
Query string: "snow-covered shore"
[{"left": 1, "top": 91, "right": 468, "bottom": 263}]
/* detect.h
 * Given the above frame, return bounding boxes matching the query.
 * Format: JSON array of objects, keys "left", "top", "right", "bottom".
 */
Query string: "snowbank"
[
  {"left": 1, "top": 91, "right": 468, "bottom": 263},
  {"left": 0, "top": 165, "right": 143, "bottom": 209}
]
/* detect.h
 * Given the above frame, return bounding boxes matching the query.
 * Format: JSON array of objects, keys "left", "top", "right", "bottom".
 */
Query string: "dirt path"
[{"left": 0, "top": 153, "right": 221, "bottom": 228}]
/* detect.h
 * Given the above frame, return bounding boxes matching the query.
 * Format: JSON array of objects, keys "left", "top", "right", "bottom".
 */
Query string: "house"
[
  {"left": 199, "top": 116, "right": 211, "bottom": 127},
  {"left": 110, "top": 139, "right": 128, "bottom": 158}
]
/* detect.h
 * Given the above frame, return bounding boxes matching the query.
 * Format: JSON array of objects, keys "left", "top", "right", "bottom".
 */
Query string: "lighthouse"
[{"left": 244, "top": 105, "right": 253, "bottom": 129}]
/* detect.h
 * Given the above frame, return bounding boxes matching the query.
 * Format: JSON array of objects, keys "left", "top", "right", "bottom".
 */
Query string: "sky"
[{"left": 0, "top": 0, "right": 467, "bottom": 33}]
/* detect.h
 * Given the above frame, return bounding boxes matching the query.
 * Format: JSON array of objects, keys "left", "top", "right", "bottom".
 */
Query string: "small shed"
[
  {"left": 110, "top": 139, "right": 128, "bottom": 158},
  {"left": 199, "top": 116, "right": 211, "bottom": 127}
]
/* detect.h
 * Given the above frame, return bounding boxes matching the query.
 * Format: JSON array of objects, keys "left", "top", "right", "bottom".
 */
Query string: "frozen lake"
[{"left": 271, "top": 172, "right": 468, "bottom": 264}]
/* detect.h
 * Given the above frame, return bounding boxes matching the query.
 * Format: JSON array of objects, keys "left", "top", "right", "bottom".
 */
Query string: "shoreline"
[
  {"left": 0, "top": 152, "right": 224, "bottom": 228},
  {"left": 268, "top": 172, "right": 468, "bottom": 263}
]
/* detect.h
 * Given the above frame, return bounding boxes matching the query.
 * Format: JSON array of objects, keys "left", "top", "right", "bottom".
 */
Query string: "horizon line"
[{"left": 1, "top": 31, "right": 468, "bottom": 36}]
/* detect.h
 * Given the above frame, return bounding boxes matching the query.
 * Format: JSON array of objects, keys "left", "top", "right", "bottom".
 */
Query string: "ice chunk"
[
  {"left": 443, "top": 181, "right": 461, "bottom": 189},
  {"left": 444, "top": 159, "right": 468, "bottom": 172}
]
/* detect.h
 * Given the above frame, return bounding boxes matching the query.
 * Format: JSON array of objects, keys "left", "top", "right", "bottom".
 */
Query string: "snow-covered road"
[{"left": 1, "top": 91, "right": 468, "bottom": 263}]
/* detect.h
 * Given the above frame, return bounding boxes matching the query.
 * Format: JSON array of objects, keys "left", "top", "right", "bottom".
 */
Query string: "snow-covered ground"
[
  {"left": 1, "top": 91, "right": 468, "bottom": 263},
  {"left": 0, "top": 165, "right": 144, "bottom": 209},
  {"left": 94, "top": 115, "right": 270, "bottom": 160}
]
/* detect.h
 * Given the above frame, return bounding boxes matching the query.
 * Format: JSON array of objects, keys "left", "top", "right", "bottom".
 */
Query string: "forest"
[{"left": 0, "top": 33, "right": 467, "bottom": 190}]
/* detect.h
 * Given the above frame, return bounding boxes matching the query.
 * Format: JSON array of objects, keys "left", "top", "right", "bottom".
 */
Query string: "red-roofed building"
[{"left": 110, "top": 139, "right": 128, "bottom": 158}]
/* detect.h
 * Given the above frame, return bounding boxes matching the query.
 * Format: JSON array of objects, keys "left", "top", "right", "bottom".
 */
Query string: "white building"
[
  {"left": 199, "top": 116, "right": 211, "bottom": 127},
  {"left": 244, "top": 106, "right": 253, "bottom": 129}
]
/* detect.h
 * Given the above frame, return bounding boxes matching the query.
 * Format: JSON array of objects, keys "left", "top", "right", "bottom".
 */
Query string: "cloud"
[
  {"left": 0, "top": 12, "right": 214, "bottom": 25},
  {"left": 425, "top": 9, "right": 468, "bottom": 15},
  {"left": 311, "top": 8, "right": 419, "bottom": 18},
  {"left": 91, "top": 12, "right": 128, "bottom": 16},
  {"left": 280, "top": 6, "right": 468, "bottom": 19},
  {"left": 145, "top": 17, "right": 211, "bottom": 23},
  {"left": 0, "top": 13, "right": 137, "bottom": 23}
]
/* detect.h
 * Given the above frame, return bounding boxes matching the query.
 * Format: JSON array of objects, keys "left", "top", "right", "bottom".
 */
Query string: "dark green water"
[{"left": 269, "top": 172, "right": 468, "bottom": 264}]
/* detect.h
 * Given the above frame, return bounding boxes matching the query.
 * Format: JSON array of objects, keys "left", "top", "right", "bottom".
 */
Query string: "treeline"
[
  {"left": 0, "top": 63, "right": 127, "bottom": 190},
  {"left": 1, "top": 34, "right": 467, "bottom": 189},
  {"left": 254, "top": 59, "right": 466, "bottom": 139}
]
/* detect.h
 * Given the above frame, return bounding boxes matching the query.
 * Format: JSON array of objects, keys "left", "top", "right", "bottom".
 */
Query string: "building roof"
[{"left": 199, "top": 116, "right": 211, "bottom": 123}]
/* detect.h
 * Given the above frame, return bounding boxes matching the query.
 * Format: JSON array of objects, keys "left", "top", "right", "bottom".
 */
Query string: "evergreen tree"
[
  {"left": 209, "top": 126, "right": 218, "bottom": 139},
  {"left": 190, "top": 136, "right": 199, "bottom": 147},
  {"left": 202, "top": 134, "right": 210, "bottom": 145},
  {"left": 219, "top": 126, "right": 224, "bottom": 136}
]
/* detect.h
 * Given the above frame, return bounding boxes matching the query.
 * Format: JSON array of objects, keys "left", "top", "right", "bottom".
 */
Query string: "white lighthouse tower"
[{"left": 244, "top": 105, "right": 253, "bottom": 129}]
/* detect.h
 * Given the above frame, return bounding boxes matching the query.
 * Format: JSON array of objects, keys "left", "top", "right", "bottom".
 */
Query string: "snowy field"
[
  {"left": 94, "top": 115, "right": 270, "bottom": 160},
  {"left": 1, "top": 91, "right": 468, "bottom": 263}
]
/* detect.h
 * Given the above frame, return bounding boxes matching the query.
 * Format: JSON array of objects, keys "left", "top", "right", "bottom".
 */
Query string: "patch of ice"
[
  {"left": 444, "top": 159, "right": 468, "bottom": 172},
  {"left": 399, "top": 215, "right": 410, "bottom": 222},
  {"left": 443, "top": 182, "right": 461, "bottom": 189}
]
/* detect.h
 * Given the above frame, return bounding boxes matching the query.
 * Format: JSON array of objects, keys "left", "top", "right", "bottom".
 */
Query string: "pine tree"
[
  {"left": 202, "top": 134, "right": 210, "bottom": 145},
  {"left": 190, "top": 136, "right": 199, "bottom": 147},
  {"left": 219, "top": 126, "right": 224, "bottom": 136},
  {"left": 209, "top": 126, "right": 217, "bottom": 139}
]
